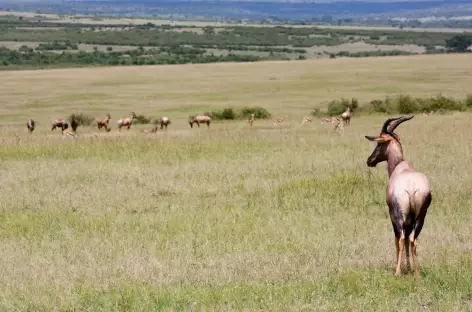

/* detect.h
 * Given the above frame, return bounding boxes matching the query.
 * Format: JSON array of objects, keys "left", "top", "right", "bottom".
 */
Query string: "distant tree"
[{"left": 445, "top": 34, "right": 472, "bottom": 52}]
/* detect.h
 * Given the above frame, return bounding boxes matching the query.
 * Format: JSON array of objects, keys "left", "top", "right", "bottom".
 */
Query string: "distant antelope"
[
  {"left": 320, "top": 116, "right": 344, "bottom": 134},
  {"left": 365, "top": 115, "right": 432, "bottom": 278},
  {"left": 188, "top": 115, "right": 211, "bottom": 128},
  {"left": 51, "top": 118, "right": 69, "bottom": 134},
  {"left": 96, "top": 114, "right": 111, "bottom": 132},
  {"left": 117, "top": 112, "right": 137, "bottom": 131},
  {"left": 301, "top": 117, "right": 312, "bottom": 125},
  {"left": 26, "top": 119, "right": 35, "bottom": 133},
  {"left": 139, "top": 125, "right": 158, "bottom": 134},
  {"left": 320, "top": 117, "right": 334, "bottom": 124},
  {"left": 341, "top": 105, "right": 353, "bottom": 125},
  {"left": 158, "top": 116, "right": 171, "bottom": 130},
  {"left": 272, "top": 117, "right": 284, "bottom": 127},
  {"left": 422, "top": 111, "right": 435, "bottom": 116},
  {"left": 332, "top": 117, "right": 344, "bottom": 135},
  {"left": 247, "top": 113, "right": 255, "bottom": 127}
]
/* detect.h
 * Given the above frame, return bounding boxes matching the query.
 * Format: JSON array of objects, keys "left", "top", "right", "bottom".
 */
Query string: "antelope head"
[
  {"left": 365, "top": 115, "right": 414, "bottom": 167},
  {"left": 130, "top": 112, "right": 137, "bottom": 119}
]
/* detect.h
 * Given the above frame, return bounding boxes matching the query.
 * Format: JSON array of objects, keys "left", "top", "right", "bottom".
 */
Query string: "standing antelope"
[
  {"left": 26, "top": 119, "right": 35, "bottom": 133},
  {"left": 247, "top": 113, "right": 255, "bottom": 127},
  {"left": 96, "top": 114, "right": 111, "bottom": 132},
  {"left": 159, "top": 116, "right": 171, "bottom": 130},
  {"left": 188, "top": 115, "right": 211, "bottom": 128},
  {"left": 117, "top": 112, "right": 137, "bottom": 131},
  {"left": 51, "top": 118, "right": 69, "bottom": 134},
  {"left": 365, "top": 115, "right": 432, "bottom": 278},
  {"left": 341, "top": 105, "right": 353, "bottom": 125}
]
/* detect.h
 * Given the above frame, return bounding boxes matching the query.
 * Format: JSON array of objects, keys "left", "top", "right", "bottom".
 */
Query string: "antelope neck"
[{"left": 387, "top": 142, "right": 404, "bottom": 178}]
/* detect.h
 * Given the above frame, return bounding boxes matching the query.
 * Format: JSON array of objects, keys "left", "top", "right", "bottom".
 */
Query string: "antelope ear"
[{"left": 365, "top": 135, "right": 386, "bottom": 143}]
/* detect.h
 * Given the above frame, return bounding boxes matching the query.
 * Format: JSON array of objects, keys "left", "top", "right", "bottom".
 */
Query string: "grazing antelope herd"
[{"left": 20, "top": 104, "right": 436, "bottom": 279}]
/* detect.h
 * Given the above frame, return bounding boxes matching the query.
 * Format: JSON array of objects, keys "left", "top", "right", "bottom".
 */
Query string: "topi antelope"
[
  {"left": 26, "top": 119, "right": 35, "bottom": 133},
  {"left": 247, "top": 113, "right": 255, "bottom": 127},
  {"left": 365, "top": 115, "right": 432, "bottom": 278},
  {"left": 158, "top": 116, "right": 171, "bottom": 131},
  {"left": 117, "top": 112, "right": 137, "bottom": 131},
  {"left": 51, "top": 118, "right": 69, "bottom": 134},
  {"left": 96, "top": 114, "right": 111, "bottom": 132},
  {"left": 341, "top": 105, "right": 353, "bottom": 125},
  {"left": 188, "top": 115, "right": 211, "bottom": 128}
]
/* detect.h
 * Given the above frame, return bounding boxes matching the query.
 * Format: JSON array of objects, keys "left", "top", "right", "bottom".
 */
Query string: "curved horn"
[
  {"left": 387, "top": 115, "right": 414, "bottom": 133},
  {"left": 381, "top": 117, "right": 402, "bottom": 133}
]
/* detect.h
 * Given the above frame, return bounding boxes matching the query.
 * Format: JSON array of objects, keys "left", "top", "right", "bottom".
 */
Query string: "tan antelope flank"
[
  {"left": 301, "top": 117, "right": 312, "bottom": 125},
  {"left": 117, "top": 112, "right": 137, "bottom": 131},
  {"left": 341, "top": 105, "right": 353, "bottom": 125},
  {"left": 319, "top": 117, "right": 335, "bottom": 124},
  {"left": 158, "top": 116, "right": 171, "bottom": 130},
  {"left": 365, "top": 115, "right": 432, "bottom": 278},
  {"left": 188, "top": 115, "right": 211, "bottom": 128},
  {"left": 272, "top": 117, "right": 284, "bottom": 127},
  {"left": 26, "top": 119, "right": 35, "bottom": 133},
  {"left": 51, "top": 118, "right": 69, "bottom": 134},
  {"left": 320, "top": 117, "right": 344, "bottom": 135},
  {"left": 139, "top": 125, "right": 158, "bottom": 134},
  {"left": 247, "top": 113, "right": 255, "bottom": 127},
  {"left": 96, "top": 113, "right": 111, "bottom": 132}
]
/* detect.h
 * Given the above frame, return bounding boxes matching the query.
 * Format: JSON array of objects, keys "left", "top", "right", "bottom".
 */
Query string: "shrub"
[
  {"left": 327, "top": 98, "right": 358, "bottom": 116},
  {"left": 210, "top": 107, "right": 272, "bottom": 120},
  {"left": 133, "top": 114, "right": 152, "bottom": 124},
  {"left": 429, "top": 94, "right": 466, "bottom": 112},
  {"left": 310, "top": 108, "right": 321, "bottom": 117},
  {"left": 68, "top": 113, "right": 94, "bottom": 126},
  {"left": 396, "top": 95, "right": 418, "bottom": 114},
  {"left": 239, "top": 107, "right": 271, "bottom": 119},
  {"left": 212, "top": 108, "right": 236, "bottom": 120},
  {"left": 466, "top": 94, "right": 472, "bottom": 108}
]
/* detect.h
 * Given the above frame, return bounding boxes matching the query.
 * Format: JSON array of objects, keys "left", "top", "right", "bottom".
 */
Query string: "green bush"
[
  {"left": 68, "top": 113, "right": 94, "bottom": 126},
  {"left": 396, "top": 95, "right": 418, "bottom": 114},
  {"left": 327, "top": 98, "right": 358, "bottom": 116},
  {"left": 133, "top": 114, "right": 152, "bottom": 124},
  {"left": 466, "top": 94, "right": 472, "bottom": 108},
  {"left": 210, "top": 107, "right": 271, "bottom": 120},
  {"left": 239, "top": 107, "right": 271, "bottom": 119},
  {"left": 212, "top": 108, "right": 236, "bottom": 120}
]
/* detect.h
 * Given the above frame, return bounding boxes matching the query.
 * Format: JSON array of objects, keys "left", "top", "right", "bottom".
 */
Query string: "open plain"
[{"left": 1, "top": 54, "right": 472, "bottom": 311}]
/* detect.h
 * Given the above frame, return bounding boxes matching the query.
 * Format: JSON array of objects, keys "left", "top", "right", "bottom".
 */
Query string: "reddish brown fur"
[
  {"left": 159, "top": 116, "right": 171, "bottom": 130},
  {"left": 189, "top": 115, "right": 211, "bottom": 128},
  {"left": 341, "top": 105, "right": 353, "bottom": 125},
  {"left": 96, "top": 114, "right": 111, "bottom": 132},
  {"left": 365, "top": 116, "right": 432, "bottom": 278},
  {"left": 117, "top": 112, "right": 137, "bottom": 131},
  {"left": 247, "top": 113, "right": 255, "bottom": 127},
  {"left": 51, "top": 118, "right": 69, "bottom": 134},
  {"left": 27, "top": 119, "right": 35, "bottom": 133}
]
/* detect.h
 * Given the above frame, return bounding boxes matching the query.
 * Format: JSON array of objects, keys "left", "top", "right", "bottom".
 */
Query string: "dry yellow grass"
[{"left": 1, "top": 54, "right": 472, "bottom": 311}]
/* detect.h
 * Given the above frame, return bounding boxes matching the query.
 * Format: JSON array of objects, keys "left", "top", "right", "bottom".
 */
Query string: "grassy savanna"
[{"left": 1, "top": 54, "right": 472, "bottom": 311}]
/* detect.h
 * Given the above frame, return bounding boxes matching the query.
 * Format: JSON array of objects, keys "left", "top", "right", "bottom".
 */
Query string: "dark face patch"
[{"left": 367, "top": 143, "right": 387, "bottom": 167}]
